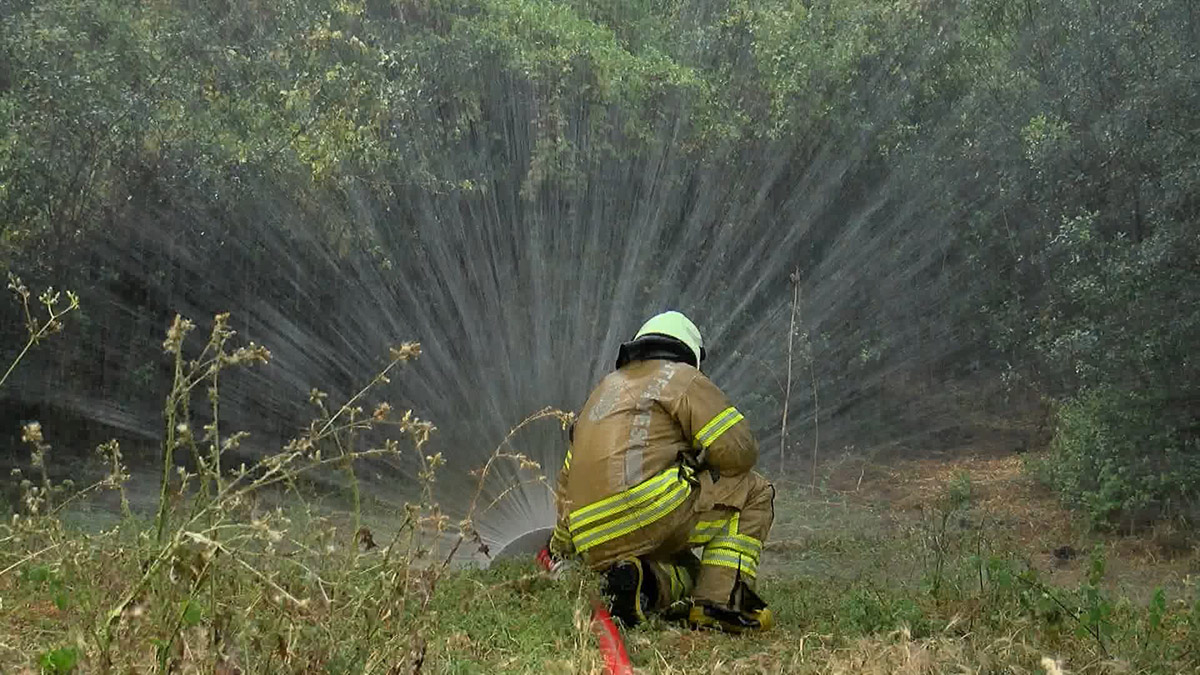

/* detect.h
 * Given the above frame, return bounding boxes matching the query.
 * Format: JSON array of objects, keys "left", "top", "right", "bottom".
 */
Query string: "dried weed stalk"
[{"left": 2, "top": 296, "right": 572, "bottom": 673}]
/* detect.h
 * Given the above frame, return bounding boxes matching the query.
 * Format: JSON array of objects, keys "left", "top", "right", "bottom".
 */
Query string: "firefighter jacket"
[{"left": 549, "top": 358, "right": 758, "bottom": 560}]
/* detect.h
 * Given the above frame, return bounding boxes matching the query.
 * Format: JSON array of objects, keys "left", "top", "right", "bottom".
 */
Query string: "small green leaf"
[
  {"left": 24, "top": 564, "right": 53, "bottom": 584},
  {"left": 1149, "top": 587, "right": 1167, "bottom": 632},
  {"left": 183, "top": 600, "right": 203, "bottom": 627},
  {"left": 37, "top": 646, "right": 80, "bottom": 673}
]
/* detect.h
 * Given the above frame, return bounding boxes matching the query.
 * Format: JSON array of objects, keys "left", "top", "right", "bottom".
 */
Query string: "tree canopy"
[{"left": 2, "top": 0, "right": 1197, "bottom": 527}]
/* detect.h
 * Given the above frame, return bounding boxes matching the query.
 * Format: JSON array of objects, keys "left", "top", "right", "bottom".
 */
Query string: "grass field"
[{"left": 5, "top": 438, "right": 1199, "bottom": 674}]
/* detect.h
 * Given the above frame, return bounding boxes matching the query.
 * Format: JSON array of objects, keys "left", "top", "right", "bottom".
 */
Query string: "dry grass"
[
  {"left": 793, "top": 446, "right": 1200, "bottom": 601},
  {"left": 0, "top": 303, "right": 578, "bottom": 673}
]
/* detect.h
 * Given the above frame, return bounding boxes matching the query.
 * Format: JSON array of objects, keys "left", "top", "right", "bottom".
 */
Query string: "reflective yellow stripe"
[
  {"left": 701, "top": 549, "right": 759, "bottom": 577},
  {"left": 730, "top": 532, "right": 759, "bottom": 547},
  {"left": 704, "top": 412, "right": 745, "bottom": 447},
  {"left": 694, "top": 511, "right": 760, "bottom": 570},
  {"left": 696, "top": 407, "right": 738, "bottom": 442},
  {"left": 551, "top": 526, "right": 572, "bottom": 546},
  {"left": 688, "top": 510, "right": 741, "bottom": 544},
  {"left": 568, "top": 466, "right": 681, "bottom": 530},
  {"left": 675, "top": 564, "right": 695, "bottom": 601},
  {"left": 563, "top": 448, "right": 571, "bottom": 472},
  {"left": 695, "top": 407, "right": 744, "bottom": 448},
  {"left": 573, "top": 481, "right": 691, "bottom": 552},
  {"left": 574, "top": 481, "right": 691, "bottom": 551},
  {"left": 709, "top": 535, "right": 761, "bottom": 562},
  {"left": 688, "top": 519, "right": 728, "bottom": 545}
]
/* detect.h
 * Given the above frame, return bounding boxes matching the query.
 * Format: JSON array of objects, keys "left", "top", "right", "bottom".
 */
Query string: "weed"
[
  {"left": 917, "top": 470, "right": 976, "bottom": 598},
  {"left": 1, "top": 298, "right": 578, "bottom": 672},
  {"left": 38, "top": 645, "right": 81, "bottom": 674},
  {"left": 1, "top": 273, "right": 79, "bottom": 390}
]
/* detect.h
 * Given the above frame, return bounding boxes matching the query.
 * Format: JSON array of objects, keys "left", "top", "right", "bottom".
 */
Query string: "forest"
[{"left": 2, "top": 0, "right": 1198, "bottom": 671}]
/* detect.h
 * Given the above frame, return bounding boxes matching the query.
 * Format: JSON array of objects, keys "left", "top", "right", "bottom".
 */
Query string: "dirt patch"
[
  {"left": 801, "top": 446, "right": 1200, "bottom": 602},
  {"left": 868, "top": 454, "right": 1071, "bottom": 536}
]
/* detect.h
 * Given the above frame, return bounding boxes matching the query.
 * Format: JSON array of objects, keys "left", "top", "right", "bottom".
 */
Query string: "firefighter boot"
[
  {"left": 688, "top": 579, "right": 774, "bottom": 633},
  {"left": 602, "top": 558, "right": 657, "bottom": 628}
]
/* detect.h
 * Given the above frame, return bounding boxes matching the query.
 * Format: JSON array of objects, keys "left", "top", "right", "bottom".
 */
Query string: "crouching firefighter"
[{"left": 545, "top": 311, "right": 775, "bottom": 633}]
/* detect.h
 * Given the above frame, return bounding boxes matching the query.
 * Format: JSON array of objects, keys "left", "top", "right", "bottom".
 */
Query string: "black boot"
[{"left": 603, "top": 558, "right": 657, "bottom": 628}]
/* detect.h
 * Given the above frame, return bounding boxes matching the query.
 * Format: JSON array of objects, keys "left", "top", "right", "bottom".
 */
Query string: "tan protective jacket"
[{"left": 549, "top": 359, "right": 758, "bottom": 561}]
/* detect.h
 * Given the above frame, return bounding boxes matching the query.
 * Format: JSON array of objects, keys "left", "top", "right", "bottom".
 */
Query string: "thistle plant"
[
  {"left": 1, "top": 275, "right": 586, "bottom": 672},
  {"left": 1, "top": 273, "right": 79, "bottom": 391}
]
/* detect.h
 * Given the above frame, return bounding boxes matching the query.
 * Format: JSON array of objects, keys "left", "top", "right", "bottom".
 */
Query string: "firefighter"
[{"left": 546, "top": 311, "right": 775, "bottom": 633}]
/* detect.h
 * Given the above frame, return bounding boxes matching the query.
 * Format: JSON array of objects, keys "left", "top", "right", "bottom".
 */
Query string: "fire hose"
[
  {"left": 492, "top": 526, "right": 634, "bottom": 674},
  {"left": 535, "top": 547, "right": 634, "bottom": 675}
]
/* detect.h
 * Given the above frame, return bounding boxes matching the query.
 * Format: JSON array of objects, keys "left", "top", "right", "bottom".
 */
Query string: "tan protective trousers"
[{"left": 580, "top": 470, "right": 775, "bottom": 609}]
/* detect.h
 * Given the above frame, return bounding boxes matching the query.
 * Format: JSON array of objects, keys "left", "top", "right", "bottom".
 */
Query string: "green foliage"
[
  {"left": 37, "top": 646, "right": 81, "bottom": 674},
  {"left": 1148, "top": 587, "right": 1167, "bottom": 635},
  {"left": 839, "top": 585, "right": 928, "bottom": 637},
  {"left": 0, "top": 0, "right": 1197, "bottom": 555},
  {"left": 942, "top": 0, "right": 1200, "bottom": 521},
  {"left": 1034, "top": 387, "right": 1200, "bottom": 528},
  {"left": 1077, "top": 550, "right": 1115, "bottom": 649},
  {"left": 21, "top": 563, "right": 72, "bottom": 611},
  {"left": 180, "top": 600, "right": 203, "bottom": 628}
]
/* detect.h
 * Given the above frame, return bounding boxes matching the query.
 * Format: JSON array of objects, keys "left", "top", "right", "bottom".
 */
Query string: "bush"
[
  {"left": 839, "top": 585, "right": 928, "bottom": 637},
  {"left": 1035, "top": 387, "right": 1200, "bottom": 529}
]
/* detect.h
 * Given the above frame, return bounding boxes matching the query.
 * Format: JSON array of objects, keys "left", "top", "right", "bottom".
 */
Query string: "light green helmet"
[{"left": 634, "top": 311, "right": 705, "bottom": 368}]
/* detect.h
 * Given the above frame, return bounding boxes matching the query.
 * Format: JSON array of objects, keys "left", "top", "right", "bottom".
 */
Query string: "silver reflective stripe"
[{"left": 624, "top": 445, "right": 643, "bottom": 487}]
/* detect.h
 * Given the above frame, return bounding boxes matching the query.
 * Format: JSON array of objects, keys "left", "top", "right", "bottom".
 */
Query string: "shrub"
[{"left": 1034, "top": 386, "right": 1200, "bottom": 529}]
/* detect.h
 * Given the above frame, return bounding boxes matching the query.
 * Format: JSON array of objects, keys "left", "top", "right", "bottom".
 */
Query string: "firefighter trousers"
[{"left": 580, "top": 469, "right": 775, "bottom": 611}]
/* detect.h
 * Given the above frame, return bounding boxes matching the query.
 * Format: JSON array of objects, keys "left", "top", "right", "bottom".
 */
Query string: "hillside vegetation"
[
  {"left": 3, "top": 0, "right": 1197, "bottom": 524},
  {"left": 2, "top": 1, "right": 1199, "bottom": 672}
]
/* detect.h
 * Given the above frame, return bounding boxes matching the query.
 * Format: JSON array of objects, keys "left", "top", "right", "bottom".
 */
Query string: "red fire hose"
[{"left": 536, "top": 548, "right": 634, "bottom": 675}]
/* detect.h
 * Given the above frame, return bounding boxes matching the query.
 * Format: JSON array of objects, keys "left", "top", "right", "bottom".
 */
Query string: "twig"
[
  {"left": 158, "top": 555, "right": 215, "bottom": 671},
  {"left": 807, "top": 285, "right": 820, "bottom": 491},
  {"left": 0, "top": 543, "right": 64, "bottom": 578},
  {"left": 781, "top": 267, "right": 800, "bottom": 476},
  {"left": 48, "top": 478, "right": 117, "bottom": 518},
  {"left": 0, "top": 278, "right": 79, "bottom": 390},
  {"left": 184, "top": 532, "right": 308, "bottom": 608},
  {"left": 313, "top": 351, "right": 415, "bottom": 440}
]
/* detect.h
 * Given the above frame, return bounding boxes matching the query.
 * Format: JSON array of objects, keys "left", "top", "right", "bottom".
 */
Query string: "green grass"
[{"left": 5, "top": 467, "right": 1200, "bottom": 673}]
